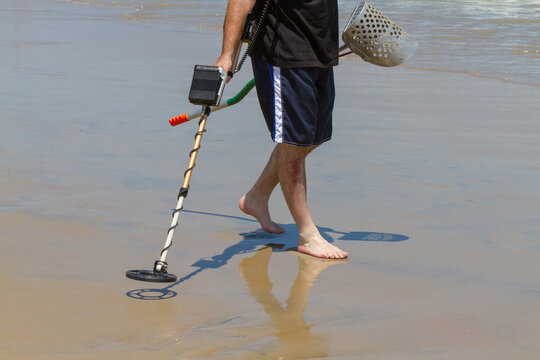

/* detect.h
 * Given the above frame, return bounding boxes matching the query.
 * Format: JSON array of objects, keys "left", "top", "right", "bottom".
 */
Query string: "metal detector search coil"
[
  {"left": 342, "top": 1, "right": 418, "bottom": 67},
  {"left": 127, "top": 66, "right": 226, "bottom": 284},
  {"left": 188, "top": 65, "right": 227, "bottom": 106}
]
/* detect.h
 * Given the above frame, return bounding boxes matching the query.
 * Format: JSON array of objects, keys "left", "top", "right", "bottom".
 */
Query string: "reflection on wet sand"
[{"left": 239, "top": 245, "right": 347, "bottom": 359}]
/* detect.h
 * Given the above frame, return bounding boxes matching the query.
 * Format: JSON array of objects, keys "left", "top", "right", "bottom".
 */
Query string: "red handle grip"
[{"left": 169, "top": 113, "right": 189, "bottom": 127}]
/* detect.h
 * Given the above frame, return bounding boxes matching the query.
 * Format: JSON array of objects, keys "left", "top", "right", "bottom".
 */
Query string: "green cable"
[{"left": 226, "top": 78, "right": 255, "bottom": 106}]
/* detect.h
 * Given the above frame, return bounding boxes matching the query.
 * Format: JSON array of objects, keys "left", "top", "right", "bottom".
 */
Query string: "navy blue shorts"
[{"left": 251, "top": 58, "right": 335, "bottom": 147}]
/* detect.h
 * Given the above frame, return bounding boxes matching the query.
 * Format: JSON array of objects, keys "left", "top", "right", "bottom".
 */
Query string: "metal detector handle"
[{"left": 169, "top": 79, "right": 255, "bottom": 127}]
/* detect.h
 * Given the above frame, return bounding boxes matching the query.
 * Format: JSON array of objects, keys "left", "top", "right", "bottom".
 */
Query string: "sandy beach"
[{"left": 1, "top": 0, "right": 540, "bottom": 359}]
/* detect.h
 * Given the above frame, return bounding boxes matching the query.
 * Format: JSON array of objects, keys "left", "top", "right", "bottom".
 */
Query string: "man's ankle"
[{"left": 298, "top": 226, "right": 320, "bottom": 244}]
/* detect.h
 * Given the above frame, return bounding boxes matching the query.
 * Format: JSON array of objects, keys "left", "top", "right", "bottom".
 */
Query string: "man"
[{"left": 215, "top": 0, "right": 348, "bottom": 259}]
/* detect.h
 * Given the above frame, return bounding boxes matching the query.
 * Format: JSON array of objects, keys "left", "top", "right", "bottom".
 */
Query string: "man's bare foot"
[
  {"left": 239, "top": 194, "right": 285, "bottom": 234},
  {"left": 297, "top": 233, "right": 348, "bottom": 259}
]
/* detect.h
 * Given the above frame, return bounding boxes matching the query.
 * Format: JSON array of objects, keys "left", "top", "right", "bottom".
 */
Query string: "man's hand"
[{"left": 214, "top": 55, "right": 234, "bottom": 83}]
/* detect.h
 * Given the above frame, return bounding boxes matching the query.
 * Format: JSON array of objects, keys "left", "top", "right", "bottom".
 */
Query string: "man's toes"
[
  {"left": 327, "top": 246, "right": 339, "bottom": 258},
  {"left": 330, "top": 247, "right": 346, "bottom": 259},
  {"left": 325, "top": 248, "right": 337, "bottom": 259}
]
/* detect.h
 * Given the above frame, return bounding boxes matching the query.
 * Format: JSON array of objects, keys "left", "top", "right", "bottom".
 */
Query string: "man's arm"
[{"left": 214, "top": 0, "right": 257, "bottom": 79}]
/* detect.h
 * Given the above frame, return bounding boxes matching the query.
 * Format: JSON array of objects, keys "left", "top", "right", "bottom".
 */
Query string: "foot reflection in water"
[{"left": 238, "top": 245, "right": 347, "bottom": 359}]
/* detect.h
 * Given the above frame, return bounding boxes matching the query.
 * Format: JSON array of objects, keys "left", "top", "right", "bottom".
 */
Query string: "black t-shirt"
[{"left": 250, "top": 0, "right": 339, "bottom": 68}]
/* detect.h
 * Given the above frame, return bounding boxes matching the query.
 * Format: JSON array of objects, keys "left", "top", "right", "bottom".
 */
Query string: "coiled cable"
[{"left": 234, "top": 0, "right": 271, "bottom": 73}]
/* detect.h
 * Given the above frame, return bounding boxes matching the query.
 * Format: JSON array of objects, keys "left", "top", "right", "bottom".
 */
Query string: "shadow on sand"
[{"left": 126, "top": 209, "right": 409, "bottom": 300}]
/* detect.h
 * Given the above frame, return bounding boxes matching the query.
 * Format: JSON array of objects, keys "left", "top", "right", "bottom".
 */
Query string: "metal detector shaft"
[{"left": 154, "top": 105, "right": 211, "bottom": 273}]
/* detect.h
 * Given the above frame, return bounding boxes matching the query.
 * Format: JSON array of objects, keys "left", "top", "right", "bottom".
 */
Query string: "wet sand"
[{"left": 1, "top": 1, "right": 540, "bottom": 359}]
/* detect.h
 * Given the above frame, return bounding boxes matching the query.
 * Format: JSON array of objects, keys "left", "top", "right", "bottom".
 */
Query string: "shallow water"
[{"left": 58, "top": 0, "right": 540, "bottom": 85}]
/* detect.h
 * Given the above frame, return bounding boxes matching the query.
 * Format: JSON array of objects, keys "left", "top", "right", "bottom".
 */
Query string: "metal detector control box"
[{"left": 188, "top": 65, "right": 227, "bottom": 106}]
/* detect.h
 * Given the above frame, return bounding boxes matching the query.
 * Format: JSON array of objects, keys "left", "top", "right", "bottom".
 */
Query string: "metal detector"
[
  {"left": 126, "top": 65, "right": 227, "bottom": 282},
  {"left": 126, "top": 2, "right": 268, "bottom": 283}
]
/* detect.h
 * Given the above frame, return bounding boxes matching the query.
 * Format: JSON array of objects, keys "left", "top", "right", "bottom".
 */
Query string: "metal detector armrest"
[{"left": 188, "top": 65, "right": 227, "bottom": 106}]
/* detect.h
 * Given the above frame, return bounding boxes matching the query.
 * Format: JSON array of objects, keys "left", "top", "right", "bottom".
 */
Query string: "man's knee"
[
  {"left": 275, "top": 144, "right": 303, "bottom": 180},
  {"left": 277, "top": 143, "right": 318, "bottom": 158}
]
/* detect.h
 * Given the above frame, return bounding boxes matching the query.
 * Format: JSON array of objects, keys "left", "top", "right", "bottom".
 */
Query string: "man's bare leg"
[
  {"left": 276, "top": 144, "right": 348, "bottom": 259},
  {"left": 239, "top": 146, "right": 285, "bottom": 233},
  {"left": 241, "top": 143, "right": 347, "bottom": 258}
]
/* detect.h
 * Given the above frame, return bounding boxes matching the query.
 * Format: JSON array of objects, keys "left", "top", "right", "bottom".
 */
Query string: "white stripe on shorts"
[{"left": 272, "top": 66, "right": 283, "bottom": 143}]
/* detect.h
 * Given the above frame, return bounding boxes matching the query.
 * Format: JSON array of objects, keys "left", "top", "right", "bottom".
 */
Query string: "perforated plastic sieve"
[{"left": 341, "top": 1, "right": 418, "bottom": 67}]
